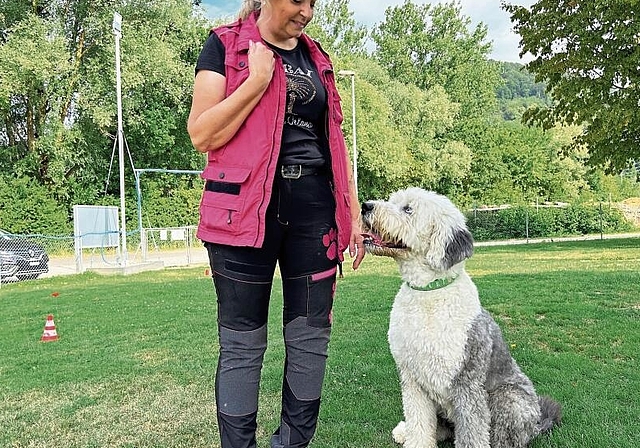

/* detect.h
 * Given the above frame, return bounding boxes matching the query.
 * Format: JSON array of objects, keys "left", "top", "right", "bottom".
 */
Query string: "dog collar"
[{"left": 406, "top": 275, "right": 458, "bottom": 292}]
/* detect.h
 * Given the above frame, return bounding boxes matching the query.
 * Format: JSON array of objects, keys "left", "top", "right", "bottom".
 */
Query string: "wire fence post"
[{"left": 600, "top": 201, "right": 603, "bottom": 240}]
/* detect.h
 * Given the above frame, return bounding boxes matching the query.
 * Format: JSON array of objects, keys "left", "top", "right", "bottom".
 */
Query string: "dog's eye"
[{"left": 403, "top": 205, "right": 413, "bottom": 215}]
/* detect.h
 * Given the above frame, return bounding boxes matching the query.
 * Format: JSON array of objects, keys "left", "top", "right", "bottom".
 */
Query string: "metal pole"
[
  {"left": 133, "top": 168, "right": 202, "bottom": 263},
  {"left": 600, "top": 201, "right": 603, "bottom": 240},
  {"left": 134, "top": 169, "right": 143, "bottom": 245},
  {"left": 113, "top": 12, "right": 127, "bottom": 266},
  {"left": 349, "top": 74, "right": 357, "bottom": 193},
  {"left": 337, "top": 70, "right": 357, "bottom": 193}
]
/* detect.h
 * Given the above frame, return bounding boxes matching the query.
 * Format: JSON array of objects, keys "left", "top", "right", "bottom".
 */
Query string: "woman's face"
[{"left": 261, "top": 0, "right": 315, "bottom": 41}]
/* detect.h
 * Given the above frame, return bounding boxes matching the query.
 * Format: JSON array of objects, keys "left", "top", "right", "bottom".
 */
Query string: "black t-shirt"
[{"left": 196, "top": 33, "right": 328, "bottom": 167}]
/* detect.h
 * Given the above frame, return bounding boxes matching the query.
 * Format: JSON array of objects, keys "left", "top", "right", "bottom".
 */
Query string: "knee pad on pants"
[
  {"left": 284, "top": 317, "right": 331, "bottom": 401},
  {"left": 217, "top": 324, "right": 268, "bottom": 416}
]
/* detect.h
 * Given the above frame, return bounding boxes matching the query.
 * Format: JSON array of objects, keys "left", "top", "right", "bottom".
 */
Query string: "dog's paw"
[{"left": 392, "top": 421, "right": 406, "bottom": 444}]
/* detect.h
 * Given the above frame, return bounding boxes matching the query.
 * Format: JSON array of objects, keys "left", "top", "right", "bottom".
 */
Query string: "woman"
[{"left": 187, "top": 1, "right": 364, "bottom": 447}]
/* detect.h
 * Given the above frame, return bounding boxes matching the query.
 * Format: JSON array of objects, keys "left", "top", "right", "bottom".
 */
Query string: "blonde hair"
[{"left": 238, "top": 0, "right": 264, "bottom": 20}]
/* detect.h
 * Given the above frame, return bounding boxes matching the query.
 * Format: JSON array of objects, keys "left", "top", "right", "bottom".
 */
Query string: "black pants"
[{"left": 206, "top": 172, "right": 338, "bottom": 448}]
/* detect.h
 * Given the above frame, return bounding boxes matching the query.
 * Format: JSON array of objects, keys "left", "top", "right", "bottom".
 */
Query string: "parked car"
[{"left": 0, "top": 230, "right": 49, "bottom": 281}]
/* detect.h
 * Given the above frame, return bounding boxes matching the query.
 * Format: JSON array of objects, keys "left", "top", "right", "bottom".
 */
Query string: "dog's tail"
[{"left": 536, "top": 396, "right": 562, "bottom": 434}]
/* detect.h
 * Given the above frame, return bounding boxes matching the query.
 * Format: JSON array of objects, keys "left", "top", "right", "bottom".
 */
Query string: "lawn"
[{"left": 0, "top": 238, "right": 638, "bottom": 447}]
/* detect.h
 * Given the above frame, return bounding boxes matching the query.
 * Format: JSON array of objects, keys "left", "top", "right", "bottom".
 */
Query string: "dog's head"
[{"left": 361, "top": 187, "right": 473, "bottom": 271}]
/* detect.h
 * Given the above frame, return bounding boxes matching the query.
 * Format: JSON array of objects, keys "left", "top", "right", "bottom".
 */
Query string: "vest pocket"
[
  {"left": 225, "top": 54, "right": 249, "bottom": 95},
  {"left": 200, "top": 191, "right": 243, "bottom": 232},
  {"left": 200, "top": 166, "right": 251, "bottom": 233}
]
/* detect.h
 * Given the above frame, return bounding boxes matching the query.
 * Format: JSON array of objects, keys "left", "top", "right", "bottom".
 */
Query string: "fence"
[
  {"left": 466, "top": 201, "right": 640, "bottom": 241},
  {"left": 617, "top": 202, "right": 640, "bottom": 226},
  {"left": 0, "top": 226, "right": 207, "bottom": 285},
  {"left": 2, "top": 201, "right": 639, "bottom": 284},
  {"left": 140, "top": 226, "right": 206, "bottom": 266}
]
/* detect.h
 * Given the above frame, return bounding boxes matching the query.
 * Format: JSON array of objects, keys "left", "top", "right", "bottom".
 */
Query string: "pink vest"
[{"left": 196, "top": 13, "right": 352, "bottom": 261}]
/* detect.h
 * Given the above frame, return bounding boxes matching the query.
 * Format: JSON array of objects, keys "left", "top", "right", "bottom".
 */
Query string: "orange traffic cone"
[{"left": 41, "top": 314, "right": 59, "bottom": 342}]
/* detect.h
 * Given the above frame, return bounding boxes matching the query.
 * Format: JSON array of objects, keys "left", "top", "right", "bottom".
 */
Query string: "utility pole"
[
  {"left": 113, "top": 12, "right": 127, "bottom": 266},
  {"left": 337, "top": 70, "right": 357, "bottom": 193}
]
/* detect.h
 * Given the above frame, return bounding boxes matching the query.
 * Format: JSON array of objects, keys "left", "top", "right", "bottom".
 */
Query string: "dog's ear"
[
  {"left": 426, "top": 226, "right": 474, "bottom": 271},
  {"left": 443, "top": 227, "right": 474, "bottom": 269}
]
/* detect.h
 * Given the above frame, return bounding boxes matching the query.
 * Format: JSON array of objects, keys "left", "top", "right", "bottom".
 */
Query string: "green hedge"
[
  {"left": 2, "top": 175, "right": 635, "bottom": 243},
  {"left": 0, "top": 175, "right": 203, "bottom": 237},
  {"left": 465, "top": 204, "right": 635, "bottom": 241},
  {"left": 0, "top": 176, "right": 72, "bottom": 235},
  {"left": 138, "top": 181, "right": 201, "bottom": 229}
]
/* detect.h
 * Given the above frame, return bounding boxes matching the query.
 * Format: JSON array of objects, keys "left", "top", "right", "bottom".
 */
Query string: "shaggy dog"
[{"left": 361, "top": 188, "right": 561, "bottom": 448}]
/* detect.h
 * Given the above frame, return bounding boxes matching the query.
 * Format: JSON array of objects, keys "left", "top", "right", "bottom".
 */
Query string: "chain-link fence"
[
  {"left": 1, "top": 230, "right": 72, "bottom": 284},
  {"left": 2, "top": 201, "right": 639, "bottom": 284},
  {"left": 0, "top": 227, "right": 207, "bottom": 285},
  {"left": 617, "top": 202, "right": 640, "bottom": 226},
  {"left": 140, "top": 226, "right": 206, "bottom": 267},
  {"left": 465, "top": 202, "right": 637, "bottom": 241}
]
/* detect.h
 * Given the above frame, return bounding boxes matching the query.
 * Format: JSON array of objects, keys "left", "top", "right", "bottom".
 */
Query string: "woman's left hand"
[{"left": 349, "top": 223, "right": 365, "bottom": 270}]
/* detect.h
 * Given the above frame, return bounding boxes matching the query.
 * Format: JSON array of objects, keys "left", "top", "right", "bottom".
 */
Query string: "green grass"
[{"left": 0, "top": 238, "right": 639, "bottom": 447}]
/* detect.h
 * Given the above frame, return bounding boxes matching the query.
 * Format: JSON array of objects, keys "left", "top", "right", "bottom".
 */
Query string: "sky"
[{"left": 199, "top": 0, "right": 535, "bottom": 63}]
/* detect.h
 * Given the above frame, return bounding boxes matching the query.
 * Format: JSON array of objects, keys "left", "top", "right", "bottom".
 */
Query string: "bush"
[
  {"left": 466, "top": 203, "right": 634, "bottom": 241},
  {"left": 139, "top": 178, "right": 201, "bottom": 228},
  {"left": 0, "top": 176, "right": 72, "bottom": 234}
]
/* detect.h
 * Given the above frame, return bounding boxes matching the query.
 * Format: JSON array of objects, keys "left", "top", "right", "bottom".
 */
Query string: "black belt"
[
  {"left": 279, "top": 165, "right": 325, "bottom": 179},
  {"left": 205, "top": 166, "right": 326, "bottom": 195}
]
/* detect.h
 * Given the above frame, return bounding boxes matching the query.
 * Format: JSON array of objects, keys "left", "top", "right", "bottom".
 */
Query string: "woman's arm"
[
  {"left": 346, "top": 155, "right": 365, "bottom": 270},
  {"left": 187, "top": 41, "right": 275, "bottom": 153}
]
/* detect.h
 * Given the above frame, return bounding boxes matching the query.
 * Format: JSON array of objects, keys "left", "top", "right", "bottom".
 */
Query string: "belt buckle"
[{"left": 281, "top": 165, "right": 302, "bottom": 179}]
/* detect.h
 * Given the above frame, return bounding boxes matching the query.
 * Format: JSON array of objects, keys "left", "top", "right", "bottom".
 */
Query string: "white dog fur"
[{"left": 361, "top": 187, "right": 561, "bottom": 448}]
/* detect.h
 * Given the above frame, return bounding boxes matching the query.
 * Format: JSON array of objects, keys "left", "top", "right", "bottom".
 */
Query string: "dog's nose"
[{"left": 361, "top": 202, "right": 374, "bottom": 215}]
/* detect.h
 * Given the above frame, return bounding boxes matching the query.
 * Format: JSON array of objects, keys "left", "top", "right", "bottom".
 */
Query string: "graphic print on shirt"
[
  {"left": 275, "top": 44, "right": 327, "bottom": 166},
  {"left": 284, "top": 63, "right": 317, "bottom": 126}
]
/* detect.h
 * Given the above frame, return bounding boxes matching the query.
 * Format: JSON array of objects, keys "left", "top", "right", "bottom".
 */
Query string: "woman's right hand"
[
  {"left": 247, "top": 40, "right": 275, "bottom": 90},
  {"left": 187, "top": 40, "right": 275, "bottom": 153}
]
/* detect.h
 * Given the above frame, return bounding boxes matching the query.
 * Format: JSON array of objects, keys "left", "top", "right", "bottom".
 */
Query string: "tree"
[
  {"left": 0, "top": 13, "right": 73, "bottom": 178},
  {"left": 458, "top": 117, "right": 591, "bottom": 205},
  {"left": 372, "top": 1, "right": 500, "bottom": 119},
  {"left": 504, "top": 0, "right": 640, "bottom": 172},
  {"left": 331, "top": 55, "right": 469, "bottom": 201},
  {"left": 495, "top": 61, "right": 546, "bottom": 100},
  {"left": 494, "top": 61, "right": 549, "bottom": 120},
  {"left": 0, "top": 0, "right": 206, "bottom": 207},
  {"left": 304, "top": 0, "right": 367, "bottom": 57}
]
